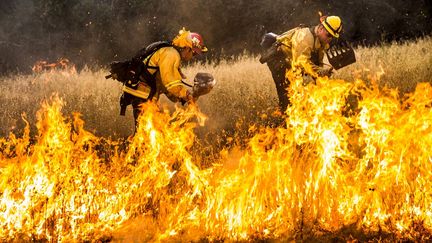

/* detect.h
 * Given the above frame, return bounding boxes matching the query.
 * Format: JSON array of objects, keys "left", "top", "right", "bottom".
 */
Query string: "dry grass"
[
  {"left": 0, "top": 36, "right": 431, "bottom": 138},
  {"left": 0, "top": 69, "right": 134, "bottom": 138},
  {"left": 332, "top": 36, "right": 432, "bottom": 93}
]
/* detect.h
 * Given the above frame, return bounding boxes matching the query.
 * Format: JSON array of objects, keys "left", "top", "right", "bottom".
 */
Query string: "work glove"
[
  {"left": 178, "top": 89, "right": 195, "bottom": 105},
  {"left": 317, "top": 67, "right": 333, "bottom": 77}
]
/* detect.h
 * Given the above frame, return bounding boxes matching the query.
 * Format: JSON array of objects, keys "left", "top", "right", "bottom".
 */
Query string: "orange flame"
[
  {"left": 1, "top": 75, "right": 432, "bottom": 241},
  {"left": 32, "top": 58, "right": 77, "bottom": 75}
]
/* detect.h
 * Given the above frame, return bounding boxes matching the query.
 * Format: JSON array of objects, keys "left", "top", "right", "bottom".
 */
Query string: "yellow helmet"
[{"left": 321, "top": 16, "right": 342, "bottom": 38}]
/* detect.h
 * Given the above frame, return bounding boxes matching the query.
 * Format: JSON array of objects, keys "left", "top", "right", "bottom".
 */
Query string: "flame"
[
  {"left": 32, "top": 58, "right": 77, "bottom": 75},
  {"left": 1, "top": 74, "right": 432, "bottom": 241}
]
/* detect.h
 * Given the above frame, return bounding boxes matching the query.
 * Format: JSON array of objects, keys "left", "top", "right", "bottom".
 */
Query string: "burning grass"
[{"left": 0, "top": 36, "right": 432, "bottom": 242}]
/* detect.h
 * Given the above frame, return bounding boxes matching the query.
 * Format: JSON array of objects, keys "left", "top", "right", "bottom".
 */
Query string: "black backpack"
[{"left": 105, "top": 41, "right": 172, "bottom": 100}]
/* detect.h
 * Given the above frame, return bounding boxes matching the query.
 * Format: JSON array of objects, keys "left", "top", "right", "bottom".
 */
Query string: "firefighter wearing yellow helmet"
[
  {"left": 259, "top": 15, "right": 343, "bottom": 113},
  {"left": 118, "top": 28, "right": 209, "bottom": 130},
  {"left": 321, "top": 15, "right": 342, "bottom": 38}
]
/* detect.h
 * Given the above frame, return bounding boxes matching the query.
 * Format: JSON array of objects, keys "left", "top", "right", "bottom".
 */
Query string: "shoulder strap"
[
  {"left": 133, "top": 41, "right": 172, "bottom": 60},
  {"left": 308, "top": 27, "right": 318, "bottom": 50},
  {"left": 308, "top": 27, "right": 321, "bottom": 66},
  {"left": 134, "top": 41, "right": 173, "bottom": 100}
]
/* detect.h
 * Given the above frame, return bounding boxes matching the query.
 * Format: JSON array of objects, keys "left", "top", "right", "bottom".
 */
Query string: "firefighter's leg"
[
  {"left": 267, "top": 58, "right": 290, "bottom": 113},
  {"left": 119, "top": 92, "right": 133, "bottom": 116},
  {"left": 131, "top": 96, "right": 147, "bottom": 132}
]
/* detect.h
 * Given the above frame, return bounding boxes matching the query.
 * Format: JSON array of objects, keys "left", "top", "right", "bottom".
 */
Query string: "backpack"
[{"left": 105, "top": 41, "right": 172, "bottom": 100}]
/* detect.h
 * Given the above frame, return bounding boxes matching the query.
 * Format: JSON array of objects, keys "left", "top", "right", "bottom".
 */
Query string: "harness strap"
[
  {"left": 136, "top": 42, "right": 172, "bottom": 100},
  {"left": 308, "top": 27, "right": 320, "bottom": 65},
  {"left": 309, "top": 27, "right": 318, "bottom": 51},
  {"left": 142, "top": 48, "right": 160, "bottom": 99}
]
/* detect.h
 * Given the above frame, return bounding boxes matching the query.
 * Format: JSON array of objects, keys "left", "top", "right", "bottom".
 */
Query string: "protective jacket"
[
  {"left": 277, "top": 27, "right": 329, "bottom": 77},
  {"left": 122, "top": 46, "right": 189, "bottom": 102}
]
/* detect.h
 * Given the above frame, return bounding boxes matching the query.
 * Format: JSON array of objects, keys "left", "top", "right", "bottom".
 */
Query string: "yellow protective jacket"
[
  {"left": 122, "top": 46, "right": 189, "bottom": 102},
  {"left": 277, "top": 26, "right": 329, "bottom": 77}
]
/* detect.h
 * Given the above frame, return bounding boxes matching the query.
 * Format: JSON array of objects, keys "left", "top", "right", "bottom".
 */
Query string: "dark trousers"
[
  {"left": 120, "top": 92, "right": 148, "bottom": 132},
  {"left": 266, "top": 55, "right": 291, "bottom": 113}
]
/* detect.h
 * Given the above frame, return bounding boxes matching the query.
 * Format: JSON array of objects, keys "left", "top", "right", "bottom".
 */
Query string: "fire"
[
  {"left": 32, "top": 58, "right": 77, "bottom": 75},
  {"left": 1, "top": 74, "right": 432, "bottom": 241}
]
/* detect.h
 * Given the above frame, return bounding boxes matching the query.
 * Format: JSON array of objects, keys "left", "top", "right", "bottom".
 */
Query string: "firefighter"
[
  {"left": 120, "top": 28, "right": 208, "bottom": 130},
  {"left": 260, "top": 15, "right": 343, "bottom": 113}
]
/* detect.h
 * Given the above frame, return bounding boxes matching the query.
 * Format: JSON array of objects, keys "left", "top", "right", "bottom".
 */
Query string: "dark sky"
[{"left": 0, "top": 0, "right": 431, "bottom": 75}]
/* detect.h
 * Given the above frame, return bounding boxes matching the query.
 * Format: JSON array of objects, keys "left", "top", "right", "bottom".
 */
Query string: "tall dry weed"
[{"left": 0, "top": 37, "right": 431, "bottom": 138}]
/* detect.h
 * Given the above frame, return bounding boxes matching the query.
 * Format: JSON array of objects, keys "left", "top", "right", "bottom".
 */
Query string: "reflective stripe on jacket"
[{"left": 122, "top": 46, "right": 189, "bottom": 101}]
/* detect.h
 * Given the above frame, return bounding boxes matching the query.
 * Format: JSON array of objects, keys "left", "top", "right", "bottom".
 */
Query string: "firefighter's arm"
[
  {"left": 292, "top": 31, "right": 331, "bottom": 77},
  {"left": 158, "top": 49, "right": 193, "bottom": 103}
]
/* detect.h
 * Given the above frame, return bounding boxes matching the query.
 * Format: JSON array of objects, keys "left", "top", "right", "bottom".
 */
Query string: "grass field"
[{"left": 0, "top": 36, "right": 430, "bottom": 139}]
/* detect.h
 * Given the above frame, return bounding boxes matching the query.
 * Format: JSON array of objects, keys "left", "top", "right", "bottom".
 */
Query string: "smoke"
[{"left": 0, "top": 0, "right": 431, "bottom": 75}]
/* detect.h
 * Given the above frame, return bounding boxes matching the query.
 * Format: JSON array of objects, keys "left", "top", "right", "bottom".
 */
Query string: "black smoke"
[{"left": 0, "top": 0, "right": 431, "bottom": 75}]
